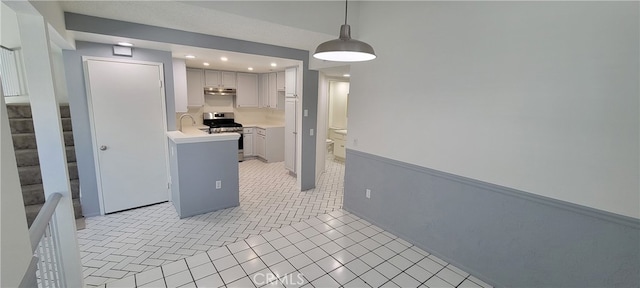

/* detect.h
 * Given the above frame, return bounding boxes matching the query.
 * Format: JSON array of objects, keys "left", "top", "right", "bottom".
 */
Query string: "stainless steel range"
[{"left": 203, "top": 112, "right": 244, "bottom": 161}]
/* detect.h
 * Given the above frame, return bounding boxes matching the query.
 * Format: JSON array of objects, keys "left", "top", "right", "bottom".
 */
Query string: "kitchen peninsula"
[{"left": 167, "top": 127, "right": 240, "bottom": 218}]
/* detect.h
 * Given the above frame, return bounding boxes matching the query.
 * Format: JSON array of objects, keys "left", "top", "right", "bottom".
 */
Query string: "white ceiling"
[{"left": 60, "top": 0, "right": 351, "bottom": 77}]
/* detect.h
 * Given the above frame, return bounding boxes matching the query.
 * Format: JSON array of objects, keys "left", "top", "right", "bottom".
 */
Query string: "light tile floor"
[
  {"left": 80, "top": 159, "right": 344, "bottom": 286},
  {"left": 81, "top": 158, "right": 493, "bottom": 288},
  {"left": 99, "top": 209, "right": 492, "bottom": 288}
]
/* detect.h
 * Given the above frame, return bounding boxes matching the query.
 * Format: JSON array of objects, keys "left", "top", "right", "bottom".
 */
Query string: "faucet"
[{"left": 179, "top": 114, "right": 196, "bottom": 131}]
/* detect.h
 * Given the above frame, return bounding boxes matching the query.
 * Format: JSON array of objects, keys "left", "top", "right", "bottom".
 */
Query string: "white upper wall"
[
  {"left": 329, "top": 81, "right": 349, "bottom": 129},
  {"left": 1, "top": 94, "right": 33, "bottom": 287},
  {"left": 1, "top": 3, "right": 21, "bottom": 48},
  {"left": 348, "top": 2, "right": 639, "bottom": 218},
  {"left": 183, "top": 1, "right": 358, "bottom": 37}
]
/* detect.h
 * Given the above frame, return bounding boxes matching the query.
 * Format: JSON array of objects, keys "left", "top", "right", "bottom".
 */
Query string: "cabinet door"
[
  {"left": 243, "top": 133, "right": 254, "bottom": 156},
  {"left": 285, "top": 67, "right": 297, "bottom": 97},
  {"left": 173, "top": 58, "right": 188, "bottom": 112},
  {"left": 256, "top": 134, "right": 266, "bottom": 159},
  {"left": 284, "top": 98, "right": 296, "bottom": 172},
  {"left": 268, "top": 73, "right": 278, "bottom": 109},
  {"left": 276, "top": 71, "right": 285, "bottom": 91},
  {"left": 204, "top": 70, "right": 221, "bottom": 87},
  {"left": 221, "top": 71, "right": 236, "bottom": 88},
  {"left": 259, "top": 74, "right": 269, "bottom": 108},
  {"left": 334, "top": 139, "right": 346, "bottom": 158},
  {"left": 186, "top": 68, "right": 204, "bottom": 107},
  {"left": 236, "top": 73, "right": 259, "bottom": 108}
]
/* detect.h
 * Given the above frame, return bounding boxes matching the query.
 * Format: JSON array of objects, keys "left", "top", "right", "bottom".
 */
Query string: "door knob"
[{"left": 100, "top": 145, "right": 108, "bottom": 151}]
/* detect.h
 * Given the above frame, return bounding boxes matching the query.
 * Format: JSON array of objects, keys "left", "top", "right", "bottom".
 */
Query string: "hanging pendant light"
[{"left": 313, "top": 0, "right": 376, "bottom": 62}]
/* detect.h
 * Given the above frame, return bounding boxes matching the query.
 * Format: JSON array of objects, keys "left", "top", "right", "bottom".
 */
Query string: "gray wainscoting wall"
[
  {"left": 168, "top": 139, "right": 239, "bottom": 218},
  {"left": 343, "top": 149, "right": 640, "bottom": 287}
]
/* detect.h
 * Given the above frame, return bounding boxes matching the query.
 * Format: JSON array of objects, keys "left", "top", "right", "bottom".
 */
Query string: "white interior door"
[
  {"left": 284, "top": 98, "right": 297, "bottom": 172},
  {"left": 84, "top": 58, "right": 169, "bottom": 214}
]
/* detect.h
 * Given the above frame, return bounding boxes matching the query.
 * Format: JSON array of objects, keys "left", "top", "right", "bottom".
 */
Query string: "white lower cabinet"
[
  {"left": 334, "top": 139, "right": 346, "bottom": 158},
  {"left": 330, "top": 130, "right": 347, "bottom": 159},
  {"left": 254, "top": 127, "right": 284, "bottom": 162},
  {"left": 255, "top": 132, "right": 266, "bottom": 159},
  {"left": 243, "top": 127, "right": 254, "bottom": 156}
]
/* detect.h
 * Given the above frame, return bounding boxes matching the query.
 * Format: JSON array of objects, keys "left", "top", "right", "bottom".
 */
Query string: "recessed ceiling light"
[
  {"left": 343, "top": 74, "right": 351, "bottom": 77},
  {"left": 185, "top": 55, "right": 196, "bottom": 59},
  {"left": 220, "top": 57, "right": 228, "bottom": 61},
  {"left": 203, "top": 62, "right": 210, "bottom": 66},
  {"left": 248, "top": 67, "right": 254, "bottom": 71},
  {"left": 270, "top": 63, "right": 277, "bottom": 67},
  {"left": 117, "top": 42, "right": 134, "bottom": 47}
]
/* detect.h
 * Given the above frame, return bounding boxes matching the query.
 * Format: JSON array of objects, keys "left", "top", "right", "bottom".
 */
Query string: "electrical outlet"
[
  {"left": 366, "top": 189, "right": 371, "bottom": 199},
  {"left": 304, "top": 109, "right": 308, "bottom": 117},
  {"left": 216, "top": 181, "right": 221, "bottom": 189},
  {"left": 310, "top": 129, "right": 314, "bottom": 136}
]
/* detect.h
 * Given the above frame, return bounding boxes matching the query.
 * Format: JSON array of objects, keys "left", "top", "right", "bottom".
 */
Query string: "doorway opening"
[{"left": 316, "top": 66, "right": 350, "bottom": 186}]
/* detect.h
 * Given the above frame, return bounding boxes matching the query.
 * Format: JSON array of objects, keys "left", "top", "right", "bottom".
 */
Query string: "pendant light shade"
[{"left": 313, "top": 1, "right": 376, "bottom": 62}]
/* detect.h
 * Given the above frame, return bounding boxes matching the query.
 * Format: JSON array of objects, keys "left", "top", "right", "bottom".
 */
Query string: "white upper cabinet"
[
  {"left": 204, "top": 70, "right": 220, "bottom": 87},
  {"left": 285, "top": 67, "right": 297, "bottom": 98},
  {"left": 268, "top": 73, "right": 281, "bottom": 109},
  {"left": 186, "top": 68, "right": 204, "bottom": 107},
  {"left": 258, "top": 72, "right": 284, "bottom": 110},
  {"left": 204, "top": 70, "right": 236, "bottom": 89},
  {"left": 221, "top": 71, "right": 236, "bottom": 88},
  {"left": 172, "top": 58, "right": 188, "bottom": 113},
  {"left": 276, "top": 71, "right": 285, "bottom": 91},
  {"left": 236, "top": 73, "right": 259, "bottom": 108},
  {"left": 259, "top": 73, "right": 269, "bottom": 108}
]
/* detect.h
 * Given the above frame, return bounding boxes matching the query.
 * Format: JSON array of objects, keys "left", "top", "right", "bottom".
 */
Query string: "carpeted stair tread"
[
  {"left": 14, "top": 146, "right": 76, "bottom": 167},
  {"left": 9, "top": 118, "right": 34, "bottom": 133},
  {"left": 12, "top": 131, "right": 75, "bottom": 150},
  {"left": 7, "top": 104, "right": 71, "bottom": 119},
  {"left": 18, "top": 162, "right": 79, "bottom": 186},
  {"left": 59, "top": 105, "right": 71, "bottom": 118},
  {"left": 21, "top": 179, "right": 80, "bottom": 206},
  {"left": 9, "top": 117, "right": 72, "bottom": 133},
  {"left": 6, "top": 104, "right": 32, "bottom": 119},
  {"left": 25, "top": 198, "right": 83, "bottom": 227}
]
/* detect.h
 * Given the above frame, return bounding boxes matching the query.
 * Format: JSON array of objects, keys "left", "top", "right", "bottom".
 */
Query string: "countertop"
[
  {"left": 242, "top": 123, "right": 285, "bottom": 129},
  {"left": 167, "top": 127, "right": 240, "bottom": 144},
  {"left": 334, "top": 129, "right": 347, "bottom": 135}
]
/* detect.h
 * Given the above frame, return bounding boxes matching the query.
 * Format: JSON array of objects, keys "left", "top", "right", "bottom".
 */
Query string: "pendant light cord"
[{"left": 344, "top": 0, "right": 348, "bottom": 25}]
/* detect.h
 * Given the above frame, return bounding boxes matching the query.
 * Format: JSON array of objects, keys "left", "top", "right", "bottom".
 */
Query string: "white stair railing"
[{"left": 20, "top": 193, "right": 67, "bottom": 288}]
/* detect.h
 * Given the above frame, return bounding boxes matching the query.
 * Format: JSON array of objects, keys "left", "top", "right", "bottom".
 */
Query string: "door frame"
[{"left": 82, "top": 56, "right": 170, "bottom": 215}]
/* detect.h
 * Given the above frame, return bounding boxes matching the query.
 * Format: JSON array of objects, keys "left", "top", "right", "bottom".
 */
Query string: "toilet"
[{"left": 326, "top": 139, "right": 334, "bottom": 154}]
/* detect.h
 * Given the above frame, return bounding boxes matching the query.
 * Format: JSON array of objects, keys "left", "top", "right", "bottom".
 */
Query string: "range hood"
[{"left": 204, "top": 87, "right": 236, "bottom": 96}]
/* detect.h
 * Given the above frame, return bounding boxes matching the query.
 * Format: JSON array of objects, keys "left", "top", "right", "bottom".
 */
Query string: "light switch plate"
[
  {"left": 310, "top": 129, "right": 314, "bottom": 136},
  {"left": 304, "top": 109, "right": 308, "bottom": 117}
]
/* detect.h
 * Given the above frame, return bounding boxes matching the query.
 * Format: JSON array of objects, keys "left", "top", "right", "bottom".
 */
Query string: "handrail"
[{"left": 28, "top": 192, "right": 62, "bottom": 252}]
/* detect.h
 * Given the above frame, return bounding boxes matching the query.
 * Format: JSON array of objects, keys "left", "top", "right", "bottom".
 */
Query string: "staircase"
[{"left": 7, "top": 103, "right": 83, "bottom": 227}]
